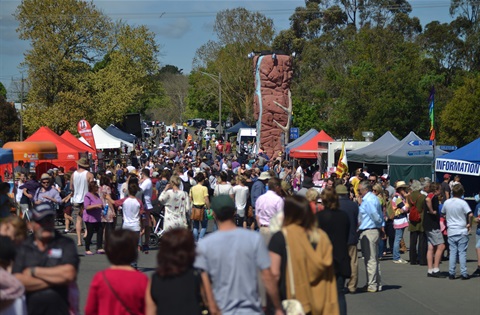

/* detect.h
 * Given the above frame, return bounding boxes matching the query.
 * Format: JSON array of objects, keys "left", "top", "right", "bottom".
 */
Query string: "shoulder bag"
[
  {"left": 281, "top": 228, "right": 306, "bottom": 315},
  {"left": 102, "top": 271, "right": 134, "bottom": 315}
]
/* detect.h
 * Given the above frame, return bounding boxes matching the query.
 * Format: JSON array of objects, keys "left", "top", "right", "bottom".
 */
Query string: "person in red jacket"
[{"left": 85, "top": 229, "right": 148, "bottom": 315}]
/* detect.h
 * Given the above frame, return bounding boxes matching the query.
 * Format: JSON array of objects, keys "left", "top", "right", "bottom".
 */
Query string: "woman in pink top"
[{"left": 83, "top": 181, "right": 105, "bottom": 255}]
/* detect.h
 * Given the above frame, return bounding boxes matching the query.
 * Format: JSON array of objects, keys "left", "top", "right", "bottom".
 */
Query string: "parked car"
[{"left": 187, "top": 118, "right": 206, "bottom": 128}]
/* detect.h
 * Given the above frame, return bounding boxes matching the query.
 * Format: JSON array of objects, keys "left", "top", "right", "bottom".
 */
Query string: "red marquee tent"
[
  {"left": 25, "top": 126, "right": 85, "bottom": 171},
  {"left": 289, "top": 130, "right": 334, "bottom": 159},
  {"left": 61, "top": 130, "right": 96, "bottom": 156}
]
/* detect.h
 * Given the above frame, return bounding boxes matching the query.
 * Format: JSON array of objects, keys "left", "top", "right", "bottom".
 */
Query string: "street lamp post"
[{"left": 200, "top": 71, "right": 222, "bottom": 136}]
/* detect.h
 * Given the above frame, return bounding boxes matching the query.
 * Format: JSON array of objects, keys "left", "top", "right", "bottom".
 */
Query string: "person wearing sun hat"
[
  {"left": 194, "top": 195, "right": 283, "bottom": 315},
  {"left": 391, "top": 181, "right": 410, "bottom": 264},
  {"left": 12, "top": 202, "right": 79, "bottom": 315},
  {"left": 32, "top": 173, "right": 61, "bottom": 207},
  {"left": 70, "top": 157, "right": 94, "bottom": 246}
]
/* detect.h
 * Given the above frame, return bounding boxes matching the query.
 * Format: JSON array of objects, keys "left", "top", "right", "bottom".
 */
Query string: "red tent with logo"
[
  {"left": 61, "top": 130, "right": 96, "bottom": 157},
  {"left": 25, "top": 126, "right": 85, "bottom": 171},
  {"left": 289, "top": 130, "right": 334, "bottom": 159}
]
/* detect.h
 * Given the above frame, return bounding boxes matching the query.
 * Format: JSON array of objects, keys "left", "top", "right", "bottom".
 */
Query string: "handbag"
[
  {"left": 281, "top": 228, "right": 306, "bottom": 315},
  {"left": 102, "top": 271, "right": 133, "bottom": 315},
  {"left": 191, "top": 205, "right": 205, "bottom": 221}
]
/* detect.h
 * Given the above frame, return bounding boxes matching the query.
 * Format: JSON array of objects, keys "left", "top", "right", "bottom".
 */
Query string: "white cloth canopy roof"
[{"left": 80, "top": 124, "right": 133, "bottom": 150}]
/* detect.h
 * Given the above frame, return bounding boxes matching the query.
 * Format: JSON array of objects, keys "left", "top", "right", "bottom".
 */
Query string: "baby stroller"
[
  {"left": 55, "top": 203, "right": 65, "bottom": 226},
  {"left": 149, "top": 208, "right": 165, "bottom": 247}
]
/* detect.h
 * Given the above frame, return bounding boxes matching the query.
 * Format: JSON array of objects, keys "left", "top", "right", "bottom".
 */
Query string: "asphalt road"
[{"left": 67, "top": 222, "right": 479, "bottom": 315}]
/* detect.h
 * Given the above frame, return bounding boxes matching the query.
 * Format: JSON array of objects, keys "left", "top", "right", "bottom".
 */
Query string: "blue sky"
[{"left": 0, "top": 0, "right": 453, "bottom": 95}]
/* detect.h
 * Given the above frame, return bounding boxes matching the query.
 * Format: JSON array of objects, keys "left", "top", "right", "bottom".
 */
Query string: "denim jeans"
[
  {"left": 448, "top": 234, "right": 469, "bottom": 276},
  {"left": 393, "top": 228, "right": 405, "bottom": 261},
  {"left": 193, "top": 219, "right": 208, "bottom": 242}
]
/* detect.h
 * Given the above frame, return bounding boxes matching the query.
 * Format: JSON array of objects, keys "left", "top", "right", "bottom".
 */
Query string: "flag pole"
[{"left": 429, "top": 87, "right": 435, "bottom": 181}]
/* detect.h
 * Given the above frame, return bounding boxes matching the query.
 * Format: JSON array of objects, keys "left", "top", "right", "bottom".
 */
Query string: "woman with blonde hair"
[
  {"left": 372, "top": 184, "right": 389, "bottom": 259},
  {"left": 269, "top": 195, "right": 339, "bottom": 315},
  {"left": 306, "top": 188, "right": 323, "bottom": 214},
  {"left": 0, "top": 215, "right": 28, "bottom": 245},
  {"left": 158, "top": 175, "right": 191, "bottom": 231}
]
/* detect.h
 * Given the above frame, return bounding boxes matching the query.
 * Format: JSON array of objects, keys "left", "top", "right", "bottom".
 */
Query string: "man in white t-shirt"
[
  {"left": 232, "top": 176, "right": 249, "bottom": 228},
  {"left": 139, "top": 168, "right": 153, "bottom": 253},
  {"left": 442, "top": 184, "right": 473, "bottom": 280}
]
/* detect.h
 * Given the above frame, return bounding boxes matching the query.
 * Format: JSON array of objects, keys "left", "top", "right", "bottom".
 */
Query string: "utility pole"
[{"left": 19, "top": 74, "right": 25, "bottom": 141}]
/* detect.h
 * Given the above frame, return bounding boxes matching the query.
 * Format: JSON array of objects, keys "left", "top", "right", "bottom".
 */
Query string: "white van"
[{"left": 236, "top": 128, "right": 257, "bottom": 153}]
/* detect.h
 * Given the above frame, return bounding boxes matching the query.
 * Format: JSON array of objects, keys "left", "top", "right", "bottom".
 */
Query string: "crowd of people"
[{"left": 0, "top": 129, "right": 479, "bottom": 315}]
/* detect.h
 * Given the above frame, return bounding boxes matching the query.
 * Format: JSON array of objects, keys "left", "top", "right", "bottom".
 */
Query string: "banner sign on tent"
[
  {"left": 408, "top": 140, "right": 433, "bottom": 146},
  {"left": 435, "top": 158, "right": 480, "bottom": 176},
  {"left": 77, "top": 120, "right": 97, "bottom": 154}
]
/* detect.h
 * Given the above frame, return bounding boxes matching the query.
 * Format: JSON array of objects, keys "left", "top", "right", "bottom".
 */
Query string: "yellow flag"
[{"left": 336, "top": 142, "right": 348, "bottom": 177}]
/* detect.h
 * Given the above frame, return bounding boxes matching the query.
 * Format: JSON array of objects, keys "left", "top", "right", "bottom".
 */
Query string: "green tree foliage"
[
  {"left": 269, "top": 0, "right": 478, "bottom": 143},
  {"left": 189, "top": 8, "right": 275, "bottom": 123},
  {"left": 0, "top": 83, "right": 6, "bottom": 99},
  {"left": 439, "top": 74, "right": 480, "bottom": 146},
  {"left": 0, "top": 96, "right": 21, "bottom": 142},
  {"left": 15, "top": 0, "right": 161, "bottom": 135}
]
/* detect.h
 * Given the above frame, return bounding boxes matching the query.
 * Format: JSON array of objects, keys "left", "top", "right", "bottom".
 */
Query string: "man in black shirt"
[
  {"left": 13, "top": 202, "right": 79, "bottom": 315},
  {"left": 336, "top": 184, "right": 360, "bottom": 293}
]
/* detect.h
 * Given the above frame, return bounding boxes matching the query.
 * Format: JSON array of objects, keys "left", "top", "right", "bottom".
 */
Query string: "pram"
[
  {"left": 55, "top": 203, "right": 65, "bottom": 226},
  {"left": 149, "top": 208, "right": 165, "bottom": 247}
]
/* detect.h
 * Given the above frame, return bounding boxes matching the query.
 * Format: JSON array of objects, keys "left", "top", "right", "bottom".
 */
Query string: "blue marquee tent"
[
  {"left": 435, "top": 137, "right": 480, "bottom": 198},
  {"left": 105, "top": 125, "right": 137, "bottom": 144},
  {"left": 0, "top": 148, "right": 13, "bottom": 165},
  {"left": 226, "top": 121, "right": 251, "bottom": 133}
]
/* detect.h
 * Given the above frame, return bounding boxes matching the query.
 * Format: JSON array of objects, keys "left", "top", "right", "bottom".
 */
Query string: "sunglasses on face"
[{"left": 42, "top": 180, "right": 50, "bottom": 184}]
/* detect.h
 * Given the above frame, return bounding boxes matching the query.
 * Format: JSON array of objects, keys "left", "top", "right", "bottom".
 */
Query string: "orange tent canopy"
[
  {"left": 289, "top": 130, "right": 334, "bottom": 159},
  {"left": 3, "top": 141, "right": 58, "bottom": 161}
]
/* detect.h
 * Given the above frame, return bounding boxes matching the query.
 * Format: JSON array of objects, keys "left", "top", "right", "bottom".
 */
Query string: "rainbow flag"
[
  {"left": 429, "top": 87, "right": 435, "bottom": 141},
  {"left": 336, "top": 141, "right": 348, "bottom": 177}
]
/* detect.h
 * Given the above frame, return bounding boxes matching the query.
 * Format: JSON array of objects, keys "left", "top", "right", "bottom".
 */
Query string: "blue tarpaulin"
[{"left": 0, "top": 148, "right": 13, "bottom": 165}]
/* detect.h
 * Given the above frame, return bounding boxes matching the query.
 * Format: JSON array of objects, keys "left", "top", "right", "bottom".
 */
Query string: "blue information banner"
[{"left": 290, "top": 127, "right": 299, "bottom": 140}]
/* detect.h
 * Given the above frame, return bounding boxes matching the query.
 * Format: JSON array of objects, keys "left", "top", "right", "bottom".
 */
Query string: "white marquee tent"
[{"left": 80, "top": 124, "right": 134, "bottom": 150}]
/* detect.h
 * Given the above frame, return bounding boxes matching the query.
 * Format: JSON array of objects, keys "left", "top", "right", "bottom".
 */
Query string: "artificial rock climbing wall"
[{"left": 253, "top": 54, "right": 293, "bottom": 158}]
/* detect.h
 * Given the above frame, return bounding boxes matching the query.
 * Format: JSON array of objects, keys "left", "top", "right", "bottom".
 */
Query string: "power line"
[{"left": 2, "top": 1, "right": 472, "bottom": 19}]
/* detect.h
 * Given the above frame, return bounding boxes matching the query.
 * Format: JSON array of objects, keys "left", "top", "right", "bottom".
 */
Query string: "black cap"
[{"left": 31, "top": 202, "right": 56, "bottom": 222}]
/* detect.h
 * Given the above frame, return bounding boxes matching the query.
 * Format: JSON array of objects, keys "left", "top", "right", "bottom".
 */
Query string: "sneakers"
[
  {"left": 427, "top": 271, "right": 446, "bottom": 278},
  {"left": 393, "top": 259, "right": 408, "bottom": 264},
  {"left": 461, "top": 275, "right": 470, "bottom": 280},
  {"left": 360, "top": 286, "right": 377, "bottom": 293},
  {"left": 448, "top": 274, "right": 455, "bottom": 280}
]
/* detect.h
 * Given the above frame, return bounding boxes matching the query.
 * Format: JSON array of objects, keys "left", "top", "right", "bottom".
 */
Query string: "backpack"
[
  {"left": 408, "top": 195, "right": 421, "bottom": 223},
  {"left": 182, "top": 178, "right": 192, "bottom": 193},
  {"left": 386, "top": 200, "right": 395, "bottom": 220}
]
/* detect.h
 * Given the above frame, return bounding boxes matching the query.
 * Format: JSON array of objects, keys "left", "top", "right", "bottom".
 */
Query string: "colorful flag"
[
  {"left": 429, "top": 87, "right": 435, "bottom": 141},
  {"left": 336, "top": 141, "right": 348, "bottom": 177}
]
